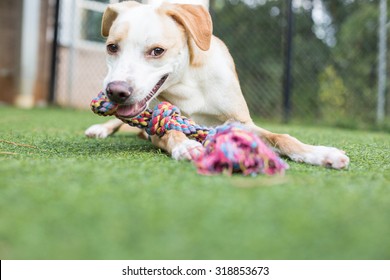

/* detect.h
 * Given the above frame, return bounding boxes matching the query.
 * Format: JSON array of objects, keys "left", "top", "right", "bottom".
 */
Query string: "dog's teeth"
[{"left": 144, "top": 75, "right": 168, "bottom": 103}]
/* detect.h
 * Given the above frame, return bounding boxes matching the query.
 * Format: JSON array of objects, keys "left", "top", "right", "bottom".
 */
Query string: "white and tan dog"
[{"left": 85, "top": 1, "right": 349, "bottom": 169}]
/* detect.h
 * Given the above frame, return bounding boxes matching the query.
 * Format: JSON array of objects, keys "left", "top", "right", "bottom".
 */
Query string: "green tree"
[
  {"left": 211, "top": 1, "right": 332, "bottom": 120},
  {"left": 211, "top": 0, "right": 285, "bottom": 118},
  {"left": 320, "top": 1, "right": 381, "bottom": 124}
]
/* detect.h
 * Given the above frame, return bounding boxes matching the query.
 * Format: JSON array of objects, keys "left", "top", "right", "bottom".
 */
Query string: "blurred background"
[{"left": 0, "top": 0, "right": 388, "bottom": 128}]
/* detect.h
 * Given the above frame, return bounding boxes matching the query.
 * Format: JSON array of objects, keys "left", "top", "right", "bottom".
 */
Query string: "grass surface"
[{"left": 1, "top": 106, "right": 390, "bottom": 260}]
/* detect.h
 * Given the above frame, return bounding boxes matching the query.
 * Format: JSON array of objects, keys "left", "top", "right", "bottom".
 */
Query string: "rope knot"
[
  {"left": 90, "top": 92, "right": 118, "bottom": 116},
  {"left": 148, "top": 102, "right": 181, "bottom": 136}
]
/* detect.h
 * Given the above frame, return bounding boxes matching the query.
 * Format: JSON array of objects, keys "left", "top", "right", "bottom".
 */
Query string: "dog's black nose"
[{"left": 106, "top": 81, "right": 133, "bottom": 104}]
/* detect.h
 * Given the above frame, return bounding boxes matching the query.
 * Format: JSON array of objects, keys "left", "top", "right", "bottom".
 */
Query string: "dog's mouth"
[{"left": 116, "top": 74, "right": 168, "bottom": 118}]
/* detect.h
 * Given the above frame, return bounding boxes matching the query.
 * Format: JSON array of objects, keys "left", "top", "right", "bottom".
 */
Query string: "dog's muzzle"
[{"left": 114, "top": 74, "right": 169, "bottom": 118}]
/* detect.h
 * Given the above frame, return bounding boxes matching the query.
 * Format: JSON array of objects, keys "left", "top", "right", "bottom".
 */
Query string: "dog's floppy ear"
[
  {"left": 162, "top": 3, "right": 212, "bottom": 51},
  {"left": 101, "top": 1, "right": 141, "bottom": 37}
]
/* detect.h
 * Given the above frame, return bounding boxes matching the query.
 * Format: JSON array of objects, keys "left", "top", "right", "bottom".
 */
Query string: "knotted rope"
[
  {"left": 90, "top": 91, "right": 288, "bottom": 176},
  {"left": 91, "top": 92, "right": 210, "bottom": 142}
]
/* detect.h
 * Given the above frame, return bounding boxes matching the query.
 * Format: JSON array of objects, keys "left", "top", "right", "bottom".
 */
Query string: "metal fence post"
[{"left": 48, "top": 0, "right": 61, "bottom": 104}]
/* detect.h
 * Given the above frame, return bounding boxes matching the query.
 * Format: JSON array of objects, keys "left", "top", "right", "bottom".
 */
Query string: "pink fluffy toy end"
[{"left": 193, "top": 123, "right": 288, "bottom": 176}]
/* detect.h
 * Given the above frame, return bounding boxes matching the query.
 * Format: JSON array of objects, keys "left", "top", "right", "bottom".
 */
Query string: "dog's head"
[{"left": 101, "top": 1, "right": 212, "bottom": 118}]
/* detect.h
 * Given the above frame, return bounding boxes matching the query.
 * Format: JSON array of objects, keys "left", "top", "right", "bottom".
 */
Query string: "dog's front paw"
[
  {"left": 291, "top": 146, "right": 350, "bottom": 169},
  {"left": 85, "top": 124, "right": 111, "bottom": 139},
  {"left": 172, "top": 140, "right": 204, "bottom": 161},
  {"left": 320, "top": 147, "right": 349, "bottom": 169}
]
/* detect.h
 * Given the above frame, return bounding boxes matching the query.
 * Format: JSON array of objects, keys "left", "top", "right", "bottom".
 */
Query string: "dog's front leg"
[
  {"left": 248, "top": 125, "right": 350, "bottom": 169},
  {"left": 85, "top": 119, "right": 146, "bottom": 139},
  {"left": 150, "top": 131, "right": 204, "bottom": 160},
  {"left": 85, "top": 118, "right": 124, "bottom": 138}
]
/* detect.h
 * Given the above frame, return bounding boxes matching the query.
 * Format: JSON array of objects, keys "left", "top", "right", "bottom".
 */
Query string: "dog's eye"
[
  {"left": 107, "top": 44, "right": 119, "bottom": 54},
  {"left": 149, "top": 47, "right": 165, "bottom": 57}
]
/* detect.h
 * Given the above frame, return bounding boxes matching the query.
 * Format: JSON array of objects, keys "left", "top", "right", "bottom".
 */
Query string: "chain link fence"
[{"left": 55, "top": 0, "right": 389, "bottom": 127}]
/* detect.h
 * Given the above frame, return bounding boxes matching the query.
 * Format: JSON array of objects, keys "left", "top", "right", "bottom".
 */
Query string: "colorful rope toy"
[{"left": 90, "top": 91, "right": 288, "bottom": 176}]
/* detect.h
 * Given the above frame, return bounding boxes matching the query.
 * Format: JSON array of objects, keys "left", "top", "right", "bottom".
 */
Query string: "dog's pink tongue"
[{"left": 116, "top": 103, "right": 145, "bottom": 118}]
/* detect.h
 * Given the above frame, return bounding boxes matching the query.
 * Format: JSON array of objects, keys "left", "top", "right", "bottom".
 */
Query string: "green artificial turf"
[{"left": 1, "top": 106, "right": 389, "bottom": 259}]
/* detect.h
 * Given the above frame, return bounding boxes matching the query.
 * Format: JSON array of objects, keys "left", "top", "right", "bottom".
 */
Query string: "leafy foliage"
[
  {"left": 330, "top": 2, "right": 380, "bottom": 123},
  {"left": 210, "top": 0, "right": 388, "bottom": 126}
]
